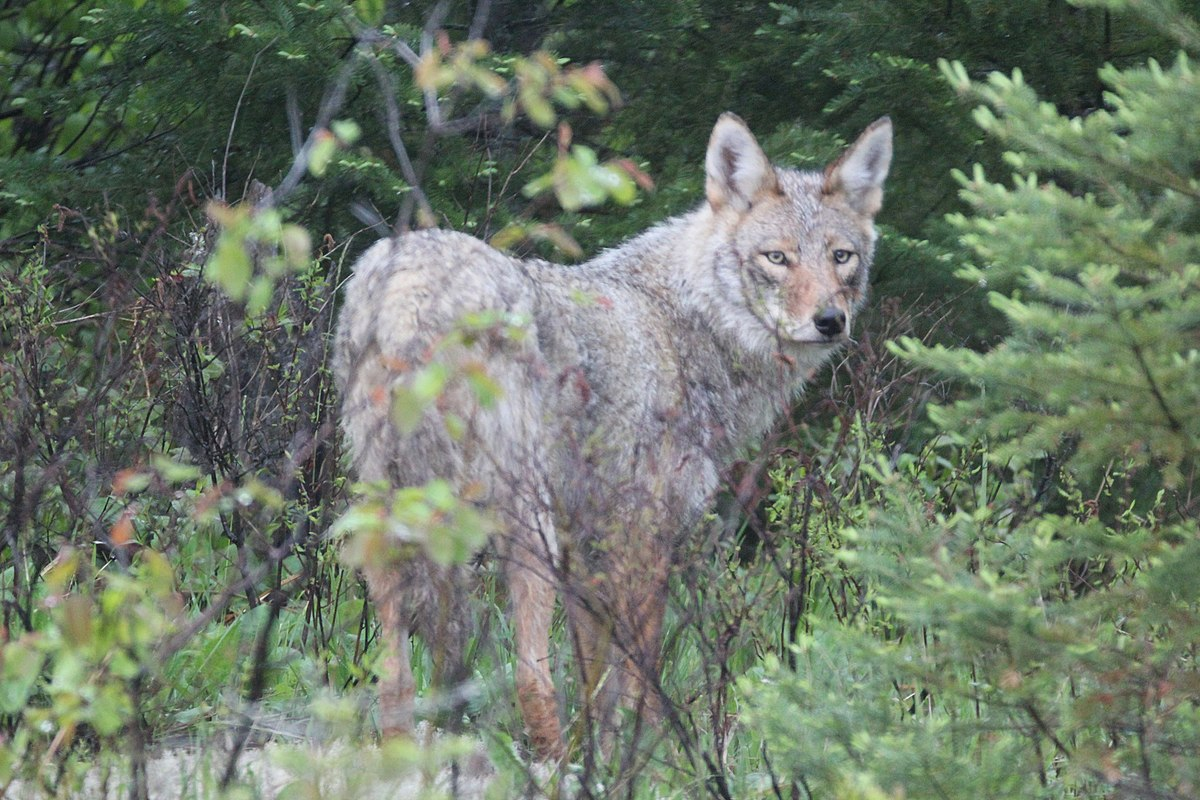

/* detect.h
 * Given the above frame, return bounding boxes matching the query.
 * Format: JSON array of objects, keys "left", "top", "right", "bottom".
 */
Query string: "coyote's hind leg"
[
  {"left": 364, "top": 564, "right": 417, "bottom": 738},
  {"left": 502, "top": 511, "right": 564, "bottom": 761}
]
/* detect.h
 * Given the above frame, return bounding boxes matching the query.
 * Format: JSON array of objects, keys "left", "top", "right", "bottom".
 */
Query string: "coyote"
[{"left": 333, "top": 113, "right": 892, "bottom": 759}]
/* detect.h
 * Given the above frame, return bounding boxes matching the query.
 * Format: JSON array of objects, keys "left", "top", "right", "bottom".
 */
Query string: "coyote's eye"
[
  {"left": 832, "top": 249, "right": 855, "bottom": 265},
  {"left": 764, "top": 251, "right": 788, "bottom": 266}
]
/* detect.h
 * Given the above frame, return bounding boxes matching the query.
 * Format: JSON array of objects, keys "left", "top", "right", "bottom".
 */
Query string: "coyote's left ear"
[
  {"left": 706, "top": 113, "right": 779, "bottom": 213},
  {"left": 823, "top": 117, "right": 893, "bottom": 216}
]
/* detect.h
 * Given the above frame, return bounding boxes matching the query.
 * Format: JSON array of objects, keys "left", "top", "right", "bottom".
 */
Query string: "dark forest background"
[{"left": 2, "top": 1, "right": 1198, "bottom": 797}]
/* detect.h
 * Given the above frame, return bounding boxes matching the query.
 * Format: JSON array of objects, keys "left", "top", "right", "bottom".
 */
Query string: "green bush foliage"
[
  {"left": 747, "top": 3, "right": 1200, "bottom": 798},
  {"left": 1, "top": 0, "right": 1198, "bottom": 797}
]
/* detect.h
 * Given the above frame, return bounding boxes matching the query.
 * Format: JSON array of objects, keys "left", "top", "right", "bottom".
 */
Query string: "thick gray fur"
[{"left": 333, "top": 113, "right": 893, "bottom": 759}]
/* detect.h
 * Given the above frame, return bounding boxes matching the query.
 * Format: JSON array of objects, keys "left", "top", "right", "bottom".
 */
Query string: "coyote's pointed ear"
[
  {"left": 823, "top": 117, "right": 893, "bottom": 216},
  {"left": 706, "top": 113, "right": 778, "bottom": 213}
]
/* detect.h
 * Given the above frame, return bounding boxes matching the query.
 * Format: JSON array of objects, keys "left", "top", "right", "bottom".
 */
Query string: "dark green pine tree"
[
  {"left": 908, "top": 18, "right": 1200, "bottom": 484},
  {"left": 747, "top": 2, "right": 1200, "bottom": 798}
]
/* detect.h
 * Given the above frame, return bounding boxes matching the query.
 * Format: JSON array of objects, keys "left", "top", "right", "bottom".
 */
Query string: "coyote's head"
[{"left": 702, "top": 113, "right": 892, "bottom": 357}]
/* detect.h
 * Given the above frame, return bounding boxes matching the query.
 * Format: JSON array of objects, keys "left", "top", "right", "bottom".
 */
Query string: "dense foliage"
[
  {"left": 1, "top": 0, "right": 1197, "bottom": 797},
  {"left": 749, "top": 5, "right": 1200, "bottom": 798}
]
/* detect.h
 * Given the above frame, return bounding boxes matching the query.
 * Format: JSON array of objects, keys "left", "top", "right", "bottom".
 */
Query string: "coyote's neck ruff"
[{"left": 334, "top": 113, "right": 892, "bottom": 759}]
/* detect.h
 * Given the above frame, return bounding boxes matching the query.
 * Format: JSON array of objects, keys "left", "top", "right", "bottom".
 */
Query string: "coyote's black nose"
[{"left": 813, "top": 307, "right": 846, "bottom": 338}]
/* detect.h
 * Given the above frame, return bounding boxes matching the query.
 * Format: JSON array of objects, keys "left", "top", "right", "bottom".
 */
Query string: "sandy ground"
[
  {"left": 9, "top": 745, "right": 481, "bottom": 800},
  {"left": 3, "top": 724, "right": 546, "bottom": 799}
]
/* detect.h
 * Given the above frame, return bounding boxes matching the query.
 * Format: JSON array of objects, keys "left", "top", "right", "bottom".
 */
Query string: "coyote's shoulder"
[{"left": 333, "top": 112, "right": 892, "bottom": 758}]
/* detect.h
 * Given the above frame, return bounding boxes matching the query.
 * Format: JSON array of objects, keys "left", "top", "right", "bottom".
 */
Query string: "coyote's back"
[{"left": 333, "top": 113, "right": 892, "bottom": 759}]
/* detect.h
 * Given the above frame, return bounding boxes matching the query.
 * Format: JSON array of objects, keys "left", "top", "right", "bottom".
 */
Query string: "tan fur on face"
[{"left": 783, "top": 267, "right": 827, "bottom": 320}]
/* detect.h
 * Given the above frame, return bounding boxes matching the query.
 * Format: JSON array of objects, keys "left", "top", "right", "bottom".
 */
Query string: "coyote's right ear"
[{"left": 706, "top": 113, "right": 778, "bottom": 213}]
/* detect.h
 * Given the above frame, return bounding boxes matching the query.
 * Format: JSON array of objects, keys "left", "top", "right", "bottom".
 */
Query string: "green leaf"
[
  {"left": 58, "top": 596, "right": 95, "bottom": 650},
  {"left": 307, "top": 131, "right": 337, "bottom": 177},
  {"left": 390, "top": 387, "right": 427, "bottom": 433},
  {"left": 521, "top": 91, "right": 556, "bottom": 128},
  {"left": 152, "top": 454, "right": 202, "bottom": 484},
  {"left": 411, "top": 362, "right": 448, "bottom": 402},
  {"left": 245, "top": 275, "right": 275, "bottom": 317},
  {"left": 205, "top": 235, "right": 252, "bottom": 299},
  {"left": 0, "top": 640, "right": 45, "bottom": 714},
  {"left": 463, "top": 364, "right": 503, "bottom": 407},
  {"left": 352, "top": 0, "right": 384, "bottom": 25},
  {"left": 331, "top": 119, "right": 361, "bottom": 145},
  {"left": 281, "top": 224, "right": 311, "bottom": 268}
]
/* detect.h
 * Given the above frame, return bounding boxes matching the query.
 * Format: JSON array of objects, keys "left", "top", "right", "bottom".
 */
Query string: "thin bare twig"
[{"left": 223, "top": 41, "right": 275, "bottom": 201}]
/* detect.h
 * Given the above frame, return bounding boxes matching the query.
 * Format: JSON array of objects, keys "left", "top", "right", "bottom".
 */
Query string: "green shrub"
[{"left": 747, "top": 2, "right": 1200, "bottom": 798}]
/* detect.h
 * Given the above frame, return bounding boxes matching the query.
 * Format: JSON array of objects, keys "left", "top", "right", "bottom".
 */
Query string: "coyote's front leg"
[
  {"left": 612, "top": 546, "right": 671, "bottom": 734},
  {"left": 568, "top": 542, "right": 670, "bottom": 752}
]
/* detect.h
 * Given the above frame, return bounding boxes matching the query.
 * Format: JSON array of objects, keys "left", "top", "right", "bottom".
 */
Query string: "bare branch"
[
  {"left": 349, "top": 200, "right": 389, "bottom": 236},
  {"left": 269, "top": 52, "right": 360, "bottom": 208},
  {"left": 365, "top": 55, "right": 435, "bottom": 228},
  {"left": 418, "top": 0, "right": 452, "bottom": 129},
  {"left": 389, "top": 37, "right": 421, "bottom": 68},
  {"left": 285, "top": 85, "right": 303, "bottom": 156},
  {"left": 467, "top": 0, "right": 493, "bottom": 42}
]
